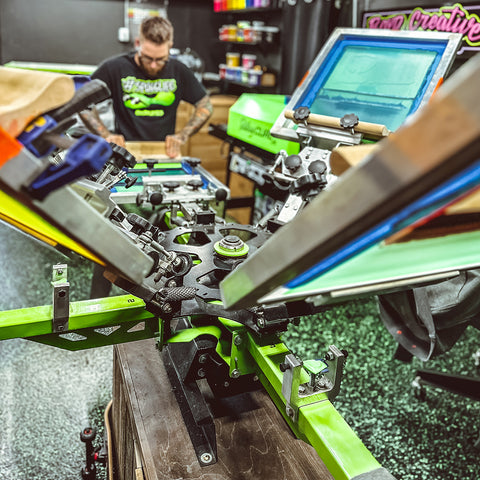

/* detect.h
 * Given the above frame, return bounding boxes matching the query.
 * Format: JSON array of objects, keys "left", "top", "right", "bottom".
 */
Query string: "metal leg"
[{"left": 414, "top": 369, "right": 480, "bottom": 401}]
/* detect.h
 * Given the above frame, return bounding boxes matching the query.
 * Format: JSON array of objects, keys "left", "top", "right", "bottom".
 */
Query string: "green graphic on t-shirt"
[{"left": 121, "top": 76, "right": 177, "bottom": 115}]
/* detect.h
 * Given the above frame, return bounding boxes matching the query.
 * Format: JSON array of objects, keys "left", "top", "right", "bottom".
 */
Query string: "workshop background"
[{"left": 1, "top": 0, "right": 480, "bottom": 479}]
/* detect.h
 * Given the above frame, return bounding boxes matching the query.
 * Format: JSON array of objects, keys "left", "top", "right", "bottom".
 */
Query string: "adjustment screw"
[
  {"left": 325, "top": 352, "right": 334, "bottom": 361},
  {"left": 162, "top": 303, "right": 173, "bottom": 314},
  {"left": 198, "top": 354, "right": 208, "bottom": 364},
  {"left": 200, "top": 453, "right": 213, "bottom": 464},
  {"left": 197, "top": 368, "right": 206, "bottom": 378},
  {"left": 279, "top": 362, "right": 290, "bottom": 372}
]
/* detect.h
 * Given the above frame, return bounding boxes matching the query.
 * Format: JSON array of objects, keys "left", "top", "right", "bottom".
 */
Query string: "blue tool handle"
[
  {"left": 48, "top": 79, "right": 111, "bottom": 123},
  {"left": 17, "top": 115, "right": 58, "bottom": 157},
  {"left": 28, "top": 133, "right": 112, "bottom": 200}
]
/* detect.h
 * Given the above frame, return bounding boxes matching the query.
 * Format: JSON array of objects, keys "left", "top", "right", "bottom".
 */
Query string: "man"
[
  {"left": 81, "top": 15, "right": 212, "bottom": 158},
  {"left": 85, "top": 16, "right": 212, "bottom": 298}
]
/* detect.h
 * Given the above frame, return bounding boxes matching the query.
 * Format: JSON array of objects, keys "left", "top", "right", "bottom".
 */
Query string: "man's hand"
[
  {"left": 164, "top": 95, "right": 212, "bottom": 158},
  {"left": 105, "top": 134, "right": 126, "bottom": 148},
  {"left": 165, "top": 133, "right": 186, "bottom": 158}
]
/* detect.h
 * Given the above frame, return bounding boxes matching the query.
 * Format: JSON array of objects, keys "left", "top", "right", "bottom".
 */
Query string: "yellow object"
[{"left": 0, "top": 190, "right": 104, "bottom": 265}]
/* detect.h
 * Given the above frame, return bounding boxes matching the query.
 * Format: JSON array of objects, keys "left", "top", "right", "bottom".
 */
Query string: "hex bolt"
[
  {"left": 231, "top": 369, "right": 241, "bottom": 379},
  {"left": 279, "top": 362, "right": 290, "bottom": 372},
  {"left": 162, "top": 303, "right": 173, "bottom": 314},
  {"left": 167, "top": 279, "right": 177, "bottom": 287},
  {"left": 234, "top": 335, "right": 242, "bottom": 346},
  {"left": 286, "top": 406, "right": 295, "bottom": 418},
  {"left": 200, "top": 453, "right": 213, "bottom": 464}
]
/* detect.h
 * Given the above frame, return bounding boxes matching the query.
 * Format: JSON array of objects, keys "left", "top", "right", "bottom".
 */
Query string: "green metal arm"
[
  {"left": 0, "top": 297, "right": 395, "bottom": 479},
  {"left": 0, "top": 295, "right": 159, "bottom": 350}
]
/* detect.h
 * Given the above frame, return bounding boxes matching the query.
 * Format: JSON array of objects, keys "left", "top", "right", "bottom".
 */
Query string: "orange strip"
[
  {"left": 0, "top": 125, "right": 22, "bottom": 168},
  {"left": 430, "top": 77, "right": 444, "bottom": 100},
  {"left": 296, "top": 69, "right": 310, "bottom": 89}
]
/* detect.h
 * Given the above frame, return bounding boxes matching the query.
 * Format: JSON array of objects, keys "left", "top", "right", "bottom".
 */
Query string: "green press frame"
[{"left": 0, "top": 293, "right": 386, "bottom": 480}]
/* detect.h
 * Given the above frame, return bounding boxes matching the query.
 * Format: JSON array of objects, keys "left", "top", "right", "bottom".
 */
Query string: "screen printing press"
[{"left": 1, "top": 28, "right": 480, "bottom": 480}]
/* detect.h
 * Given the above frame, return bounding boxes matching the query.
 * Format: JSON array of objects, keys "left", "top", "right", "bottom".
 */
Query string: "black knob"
[
  {"left": 144, "top": 158, "right": 157, "bottom": 170},
  {"left": 279, "top": 362, "right": 290, "bottom": 372},
  {"left": 164, "top": 181, "right": 180, "bottom": 192},
  {"left": 293, "top": 106, "right": 310, "bottom": 123},
  {"left": 124, "top": 176, "right": 138, "bottom": 189},
  {"left": 291, "top": 173, "right": 326, "bottom": 193},
  {"left": 284, "top": 154, "right": 302, "bottom": 173},
  {"left": 109, "top": 143, "right": 136, "bottom": 168},
  {"left": 109, "top": 207, "right": 126, "bottom": 223},
  {"left": 187, "top": 178, "right": 203, "bottom": 190},
  {"left": 126, "top": 213, "right": 151, "bottom": 234},
  {"left": 184, "top": 157, "right": 201, "bottom": 168},
  {"left": 215, "top": 188, "right": 228, "bottom": 201},
  {"left": 308, "top": 160, "right": 327, "bottom": 175},
  {"left": 149, "top": 191, "right": 164, "bottom": 205}
]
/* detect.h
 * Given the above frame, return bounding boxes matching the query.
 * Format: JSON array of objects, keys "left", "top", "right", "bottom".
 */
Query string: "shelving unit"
[{"left": 212, "top": 2, "right": 283, "bottom": 93}]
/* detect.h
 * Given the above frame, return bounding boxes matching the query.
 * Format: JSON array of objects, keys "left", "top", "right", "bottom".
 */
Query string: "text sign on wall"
[{"left": 362, "top": 3, "right": 480, "bottom": 54}]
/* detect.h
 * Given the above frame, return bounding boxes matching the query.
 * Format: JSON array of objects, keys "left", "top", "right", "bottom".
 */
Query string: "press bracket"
[{"left": 51, "top": 264, "right": 70, "bottom": 333}]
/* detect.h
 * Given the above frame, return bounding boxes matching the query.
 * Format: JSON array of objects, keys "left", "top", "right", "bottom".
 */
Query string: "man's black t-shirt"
[{"left": 91, "top": 52, "right": 206, "bottom": 141}]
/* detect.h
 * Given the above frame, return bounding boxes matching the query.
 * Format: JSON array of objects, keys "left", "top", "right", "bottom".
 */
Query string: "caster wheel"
[{"left": 80, "top": 426, "right": 96, "bottom": 443}]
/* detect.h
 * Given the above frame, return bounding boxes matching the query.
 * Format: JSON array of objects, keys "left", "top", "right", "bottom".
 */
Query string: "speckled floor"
[
  {"left": 1, "top": 218, "right": 479, "bottom": 480},
  {"left": 0, "top": 220, "right": 112, "bottom": 480}
]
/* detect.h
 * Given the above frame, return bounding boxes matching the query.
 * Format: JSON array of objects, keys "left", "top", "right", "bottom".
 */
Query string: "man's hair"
[{"left": 140, "top": 16, "right": 174, "bottom": 45}]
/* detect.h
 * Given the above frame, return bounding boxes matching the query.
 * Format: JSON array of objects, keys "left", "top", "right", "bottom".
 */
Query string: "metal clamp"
[
  {"left": 51, "top": 264, "right": 69, "bottom": 333},
  {"left": 280, "top": 346, "right": 347, "bottom": 421}
]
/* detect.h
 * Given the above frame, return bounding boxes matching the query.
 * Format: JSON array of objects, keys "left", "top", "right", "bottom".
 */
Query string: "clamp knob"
[
  {"left": 149, "top": 191, "right": 164, "bottom": 206},
  {"left": 293, "top": 106, "right": 310, "bottom": 123},
  {"left": 184, "top": 157, "right": 201, "bottom": 168},
  {"left": 340, "top": 113, "right": 359, "bottom": 130},
  {"left": 215, "top": 188, "right": 228, "bottom": 201},
  {"left": 144, "top": 158, "right": 157, "bottom": 170},
  {"left": 110, "top": 143, "right": 136, "bottom": 168},
  {"left": 164, "top": 181, "right": 180, "bottom": 192},
  {"left": 284, "top": 154, "right": 302, "bottom": 173},
  {"left": 187, "top": 178, "right": 203, "bottom": 190},
  {"left": 126, "top": 213, "right": 152, "bottom": 234},
  {"left": 308, "top": 160, "right": 327, "bottom": 175},
  {"left": 124, "top": 176, "right": 138, "bottom": 189}
]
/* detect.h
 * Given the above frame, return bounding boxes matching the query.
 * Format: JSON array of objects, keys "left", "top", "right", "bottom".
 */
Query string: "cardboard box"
[{"left": 125, "top": 141, "right": 170, "bottom": 162}]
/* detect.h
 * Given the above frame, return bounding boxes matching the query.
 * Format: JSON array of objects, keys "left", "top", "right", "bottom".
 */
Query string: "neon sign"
[{"left": 363, "top": 3, "right": 480, "bottom": 53}]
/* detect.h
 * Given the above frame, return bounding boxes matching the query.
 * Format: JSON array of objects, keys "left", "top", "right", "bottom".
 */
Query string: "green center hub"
[{"left": 214, "top": 235, "right": 249, "bottom": 258}]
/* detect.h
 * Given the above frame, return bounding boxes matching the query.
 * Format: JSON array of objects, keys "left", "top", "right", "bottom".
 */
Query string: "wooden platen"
[{"left": 112, "top": 339, "right": 334, "bottom": 480}]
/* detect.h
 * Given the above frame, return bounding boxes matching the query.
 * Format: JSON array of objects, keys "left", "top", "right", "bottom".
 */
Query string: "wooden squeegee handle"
[{"left": 284, "top": 110, "right": 390, "bottom": 139}]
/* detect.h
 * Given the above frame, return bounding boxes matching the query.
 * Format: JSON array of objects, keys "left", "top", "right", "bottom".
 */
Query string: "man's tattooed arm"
[
  {"left": 79, "top": 108, "right": 125, "bottom": 147},
  {"left": 165, "top": 94, "right": 213, "bottom": 157},
  {"left": 178, "top": 94, "right": 213, "bottom": 142}
]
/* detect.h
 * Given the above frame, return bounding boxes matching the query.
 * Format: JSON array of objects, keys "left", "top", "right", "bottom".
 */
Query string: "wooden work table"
[{"left": 112, "top": 339, "right": 334, "bottom": 480}]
